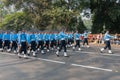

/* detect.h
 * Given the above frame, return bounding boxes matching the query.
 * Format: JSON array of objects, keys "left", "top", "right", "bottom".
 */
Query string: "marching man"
[
  {"left": 56, "top": 30, "right": 68, "bottom": 57},
  {"left": 82, "top": 30, "right": 90, "bottom": 48},
  {"left": 73, "top": 31, "right": 81, "bottom": 51},
  {"left": 100, "top": 30, "right": 114, "bottom": 54},
  {"left": 18, "top": 30, "right": 28, "bottom": 58}
]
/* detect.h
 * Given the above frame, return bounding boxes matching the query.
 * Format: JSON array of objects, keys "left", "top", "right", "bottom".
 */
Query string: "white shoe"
[
  {"left": 44, "top": 47, "right": 47, "bottom": 49},
  {"left": 108, "top": 50, "right": 112, "bottom": 54},
  {"left": 31, "top": 50, "right": 34, "bottom": 53},
  {"left": 17, "top": 49, "right": 19, "bottom": 53},
  {"left": 87, "top": 45, "right": 90, "bottom": 48},
  {"left": 33, "top": 52, "right": 36, "bottom": 56},
  {"left": 68, "top": 45, "right": 70, "bottom": 47},
  {"left": 56, "top": 51, "right": 59, "bottom": 55},
  {"left": 64, "top": 52, "right": 68, "bottom": 57},
  {"left": 57, "top": 47, "right": 60, "bottom": 50},
  {"left": 27, "top": 50, "right": 30, "bottom": 54},
  {"left": 51, "top": 48, "right": 54, "bottom": 50},
  {"left": 73, "top": 47, "right": 75, "bottom": 50},
  {"left": 56, "top": 51, "right": 59, "bottom": 57},
  {"left": 0, "top": 48, "right": 3, "bottom": 51},
  {"left": 78, "top": 48, "right": 81, "bottom": 51},
  {"left": 18, "top": 53, "right": 20, "bottom": 56},
  {"left": 37, "top": 48, "right": 40, "bottom": 51},
  {"left": 41, "top": 50, "right": 44, "bottom": 54},
  {"left": 100, "top": 48, "right": 104, "bottom": 53},
  {"left": 22, "top": 51, "right": 24, "bottom": 54},
  {"left": 23, "top": 54, "right": 28, "bottom": 58},
  {"left": 7, "top": 49, "right": 11, "bottom": 52},
  {"left": 14, "top": 50, "right": 17, "bottom": 53},
  {"left": 47, "top": 49, "right": 50, "bottom": 52},
  {"left": 81, "top": 45, "right": 84, "bottom": 47}
]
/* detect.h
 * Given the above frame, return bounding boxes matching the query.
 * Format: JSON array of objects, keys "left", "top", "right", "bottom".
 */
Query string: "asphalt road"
[{"left": 0, "top": 44, "right": 120, "bottom": 80}]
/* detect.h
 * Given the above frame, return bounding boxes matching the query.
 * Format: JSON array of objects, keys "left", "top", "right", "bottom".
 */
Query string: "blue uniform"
[
  {"left": 2, "top": 33, "right": 11, "bottom": 41},
  {"left": 44, "top": 34, "right": 50, "bottom": 41},
  {"left": 74, "top": 33, "right": 80, "bottom": 40},
  {"left": 0, "top": 33, "right": 3, "bottom": 40},
  {"left": 18, "top": 32, "right": 27, "bottom": 45},
  {"left": 10, "top": 33, "right": 18, "bottom": 51},
  {"left": 30, "top": 34, "right": 36, "bottom": 41},
  {"left": 101, "top": 32, "right": 115, "bottom": 52},
  {"left": 59, "top": 32, "right": 66, "bottom": 40},
  {"left": 10, "top": 33, "right": 18, "bottom": 42},
  {"left": 68, "top": 34, "right": 73, "bottom": 39},
  {"left": 50, "top": 34, "right": 55, "bottom": 41},
  {"left": 83, "top": 32, "right": 88, "bottom": 38},
  {"left": 38, "top": 33, "right": 44, "bottom": 41},
  {"left": 19, "top": 32, "right": 27, "bottom": 54},
  {"left": 104, "top": 33, "right": 114, "bottom": 41},
  {"left": 83, "top": 32, "right": 89, "bottom": 46},
  {"left": 30, "top": 33, "right": 37, "bottom": 52},
  {"left": 2, "top": 33, "right": 11, "bottom": 50}
]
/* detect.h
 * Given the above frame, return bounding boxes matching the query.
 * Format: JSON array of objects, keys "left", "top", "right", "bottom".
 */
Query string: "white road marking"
[
  {"left": 71, "top": 64, "right": 113, "bottom": 72},
  {"left": 100, "top": 53, "right": 120, "bottom": 57},
  {"left": 1, "top": 52, "right": 16, "bottom": 56},
  {"left": 70, "top": 50, "right": 120, "bottom": 57},
  {"left": 1, "top": 52, "right": 66, "bottom": 64},
  {"left": 29, "top": 56, "right": 66, "bottom": 64},
  {"left": 0, "top": 52, "right": 115, "bottom": 72}
]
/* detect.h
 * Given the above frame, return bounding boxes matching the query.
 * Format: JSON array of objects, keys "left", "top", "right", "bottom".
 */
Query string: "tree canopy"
[{"left": 0, "top": 0, "right": 120, "bottom": 33}]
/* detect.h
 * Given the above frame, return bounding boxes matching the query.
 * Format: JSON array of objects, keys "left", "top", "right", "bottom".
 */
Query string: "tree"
[
  {"left": 90, "top": 0, "right": 120, "bottom": 33},
  {"left": 0, "top": 12, "right": 32, "bottom": 31},
  {"left": 2, "top": 0, "right": 88, "bottom": 31}
]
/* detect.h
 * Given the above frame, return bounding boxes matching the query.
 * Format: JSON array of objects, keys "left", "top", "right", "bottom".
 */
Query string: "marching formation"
[{"left": 0, "top": 30, "right": 115, "bottom": 58}]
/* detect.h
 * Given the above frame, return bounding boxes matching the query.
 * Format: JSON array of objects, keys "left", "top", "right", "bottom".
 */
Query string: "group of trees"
[{"left": 0, "top": 0, "right": 120, "bottom": 33}]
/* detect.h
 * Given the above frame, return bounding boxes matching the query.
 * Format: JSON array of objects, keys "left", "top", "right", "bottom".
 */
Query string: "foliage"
[{"left": 0, "top": 12, "right": 32, "bottom": 31}]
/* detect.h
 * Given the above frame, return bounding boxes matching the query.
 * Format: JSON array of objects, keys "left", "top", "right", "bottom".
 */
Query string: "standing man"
[{"left": 100, "top": 30, "right": 114, "bottom": 54}]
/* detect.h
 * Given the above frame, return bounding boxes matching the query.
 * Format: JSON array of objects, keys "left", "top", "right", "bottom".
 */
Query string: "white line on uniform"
[{"left": 71, "top": 63, "right": 113, "bottom": 72}]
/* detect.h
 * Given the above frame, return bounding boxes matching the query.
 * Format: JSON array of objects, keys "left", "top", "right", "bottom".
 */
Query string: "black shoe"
[{"left": 56, "top": 54, "right": 59, "bottom": 57}]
